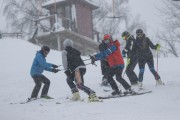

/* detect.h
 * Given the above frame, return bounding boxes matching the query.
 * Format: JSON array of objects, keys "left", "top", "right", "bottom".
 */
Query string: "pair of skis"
[
  {"left": 98, "top": 90, "right": 152, "bottom": 99},
  {"left": 10, "top": 98, "right": 41, "bottom": 105},
  {"left": 10, "top": 90, "right": 151, "bottom": 104},
  {"left": 10, "top": 97, "right": 103, "bottom": 105}
]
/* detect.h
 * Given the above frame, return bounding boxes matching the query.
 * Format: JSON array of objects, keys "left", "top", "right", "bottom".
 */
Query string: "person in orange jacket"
[{"left": 90, "top": 34, "right": 136, "bottom": 95}]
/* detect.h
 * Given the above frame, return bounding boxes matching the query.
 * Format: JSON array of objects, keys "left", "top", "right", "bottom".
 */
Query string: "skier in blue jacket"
[{"left": 30, "top": 46, "right": 59, "bottom": 99}]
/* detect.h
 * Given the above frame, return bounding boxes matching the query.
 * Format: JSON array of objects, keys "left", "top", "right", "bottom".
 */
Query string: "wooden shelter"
[{"left": 30, "top": 0, "right": 100, "bottom": 56}]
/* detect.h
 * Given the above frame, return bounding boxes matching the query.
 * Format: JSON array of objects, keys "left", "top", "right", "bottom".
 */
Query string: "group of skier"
[
  {"left": 30, "top": 39, "right": 99, "bottom": 101},
  {"left": 100, "top": 29, "right": 164, "bottom": 89},
  {"left": 29, "top": 28, "right": 164, "bottom": 102}
]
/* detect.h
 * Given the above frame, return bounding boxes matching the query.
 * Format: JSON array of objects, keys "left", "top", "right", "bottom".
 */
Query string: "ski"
[
  {"left": 10, "top": 98, "right": 40, "bottom": 105},
  {"left": 98, "top": 91, "right": 152, "bottom": 99},
  {"left": 88, "top": 99, "right": 103, "bottom": 102}
]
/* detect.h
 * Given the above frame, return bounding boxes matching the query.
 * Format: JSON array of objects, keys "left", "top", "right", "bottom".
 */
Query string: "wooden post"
[{"left": 57, "top": 35, "right": 61, "bottom": 50}]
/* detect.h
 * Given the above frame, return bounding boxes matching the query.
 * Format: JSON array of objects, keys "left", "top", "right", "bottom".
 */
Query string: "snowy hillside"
[{"left": 0, "top": 38, "right": 180, "bottom": 120}]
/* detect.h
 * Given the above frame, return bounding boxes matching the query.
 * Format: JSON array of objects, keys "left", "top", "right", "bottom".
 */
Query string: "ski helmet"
[
  {"left": 122, "top": 31, "right": 130, "bottom": 37},
  {"left": 103, "top": 34, "right": 113, "bottom": 44},
  {"left": 103, "top": 34, "right": 112, "bottom": 40},
  {"left": 122, "top": 31, "right": 130, "bottom": 40},
  {"left": 136, "top": 29, "right": 143, "bottom": 35},
  {"left": 41, "top": 45, "right": 50, "bottom": 52},
  {"left": 63, "top": 39, "right": 74, "bottom": 48}
]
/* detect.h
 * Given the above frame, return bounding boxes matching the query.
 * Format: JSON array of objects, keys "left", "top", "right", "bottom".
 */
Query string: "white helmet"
[{"left": 63, "top": 39, "right": 74, "bottom": 48}]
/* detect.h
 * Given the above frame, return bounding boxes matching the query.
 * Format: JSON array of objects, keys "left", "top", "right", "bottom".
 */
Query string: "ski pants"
[
  {"left": 66, "top": 68, "right": 95, "bottom": 95},
  {"left": 106, "top": 66, "right": 131, "bottom": 90},
  {"left": 125, "top": 57, "right": 138, "bottom": 85},
  {"left": 31, "top": 74, "right": 50, "bottom": 98},
  {"left": 138, "top": 57, "right": 160, "bottom": 82}
]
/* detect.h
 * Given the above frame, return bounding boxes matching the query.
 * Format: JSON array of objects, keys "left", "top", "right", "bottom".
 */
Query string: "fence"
[{"left": 0, "top": 32, "right": 23, "bottom": 39}]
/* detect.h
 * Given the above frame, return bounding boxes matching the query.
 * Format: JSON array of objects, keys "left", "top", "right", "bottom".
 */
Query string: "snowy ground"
[{"left": 0, "top": 38, "right": 180, "bottom": 120}]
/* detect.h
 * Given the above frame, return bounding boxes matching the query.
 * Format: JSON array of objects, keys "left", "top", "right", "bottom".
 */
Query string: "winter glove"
[
  {"left": 155, "top": 44, "right": 161, "bottom": 51},
  {"left": 126, "top": 58, "right": 130, "bottom": 65},
  {"left": 64, "top": 70, "right": 71, "bottom": 76},
  {"left": 52, "top": 64, "right": 58, "bottom": 68},
  {"left": 52, "top": 68, "right": 60, "bottom": 73},
  {"left": 122, "top": 50, "right": 127, "bottom": 58},
  {"left": 90, "top": 55, "right": 96, "bottom": 64}
]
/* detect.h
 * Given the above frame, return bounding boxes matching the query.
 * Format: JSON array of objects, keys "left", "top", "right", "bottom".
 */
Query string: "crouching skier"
[
  {"left": 62, "top": 39, "right": 99, "bottom": 102},
  {"left": 30, "top": 46, "right": 60, "bottom": 100},
  {"left": 90, "top": 34, "right": 136, "bottom": 96}
]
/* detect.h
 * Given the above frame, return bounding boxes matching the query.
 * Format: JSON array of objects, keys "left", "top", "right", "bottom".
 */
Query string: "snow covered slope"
[{"left": 0, "top": 38, "right": 180, "bottom": 120}]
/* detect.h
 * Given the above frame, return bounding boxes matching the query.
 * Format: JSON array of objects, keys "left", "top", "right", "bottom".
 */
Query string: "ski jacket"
[
  {"left": 123, "top": 35, "right": 138, "bottom": 59},
  {"left": 95, "top": 40, "right": 124, "bottom": 68},
  {"left": 30, "top": 50, "right": 53, "bottom": 76},
  {"left": 136, "top": 34, "right": 157, "bottom": 59},
  {"left": 62, "top": 46, "right": 85, "bottom": 72}
]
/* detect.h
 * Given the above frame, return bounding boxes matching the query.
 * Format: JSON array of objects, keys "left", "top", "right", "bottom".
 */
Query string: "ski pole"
[
  {"left": 83, "top": 58, "right": 91, "bottom": 61},
  {"left": 156, "top": 49, "right": 159, "bottom": 87},
  {"left": 85, "top": 63, "right": 97, "bottom": 67},
  {"left": 58, "top": 68, "right": 65, "bottom": 71},
  {"left": 122, "top": 58, "right": 129, "bottom": 77},
  {"left": 122, "top": 63, "right": 127, "bottom": 77}
]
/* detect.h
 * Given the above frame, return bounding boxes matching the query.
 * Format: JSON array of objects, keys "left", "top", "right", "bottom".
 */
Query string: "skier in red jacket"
[{"left": 90, "top": 34, "right": 136, "bottom": 95}]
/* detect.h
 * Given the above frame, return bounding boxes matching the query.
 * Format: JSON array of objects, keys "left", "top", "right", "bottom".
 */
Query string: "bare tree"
[
  {"left": 157, "top": 0, "right": 180, "bottom": 57},
  {"left": 3, "top": 0, "right": 47, "bottom": 34},
  {"left": 92, "top": 0, "right": 145, "bottom": 40},
  {"left": 3, "top": 0, "right": 145, "bottom": 41}
]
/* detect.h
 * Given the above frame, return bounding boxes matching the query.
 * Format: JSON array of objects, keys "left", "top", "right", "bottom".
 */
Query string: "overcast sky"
[
  {"left": 0, "top": 0, "right": 164, "bottom": 39},
  {"left": 128, "top": 0, "right": 164, "bottom": 39}
]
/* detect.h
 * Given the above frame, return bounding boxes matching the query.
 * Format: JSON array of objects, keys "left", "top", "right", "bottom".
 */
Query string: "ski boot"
[
  {"left": 123, "top": 88, "right": 137, "bottom": 95},
  {"left": 41, "top": 95, "right": 54, "bottom": 99},
  {"left": 131, "top": 81, "right": 138, "bottom": 86},
  {"left": 28, "top": 97, "right": 38, "bottom": 102},
  {"left": 111, "top": 90, "right": 121, "bottom": 96},
  {"left": 101, "top": 76, "right": 109, "bottom": 86},
  {"left": 138, "top": 82, "right": 143, "bottom": 89},
  {"left": 71, "top": 92, "right": 81, "bottom": 101},
  {"left": 88, "top": 93, "right": 100, "bottom": 102},
  {"left": 156, "top": 79, "right": 165, "bottom": 86}
]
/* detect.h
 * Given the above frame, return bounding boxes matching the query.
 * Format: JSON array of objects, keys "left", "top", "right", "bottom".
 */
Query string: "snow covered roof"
[
  {"left": 42, "top": 0, "right": 98, "bottom": 10},
  {"left": 42, "top": 0, "right": 66, "bottom": 9}
]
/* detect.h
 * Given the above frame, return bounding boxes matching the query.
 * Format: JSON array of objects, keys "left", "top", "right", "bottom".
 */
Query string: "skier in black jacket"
[
  {"left": 62, "top": 39, "right": 99, "bottom": 102},
  {"left": 122, "top": 31, "right": 138, "bottom": 85},
  {"left": 136, "top": 29, "right": 164, "bottom": 88}
]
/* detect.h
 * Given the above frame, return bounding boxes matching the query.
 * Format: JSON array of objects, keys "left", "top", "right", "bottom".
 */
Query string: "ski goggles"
[
  {"left": 122, "top": 35, "right": 128, "bottom": 40},
  {"left": 104, "top": 39, "right": 110, "bottom": 44},
  {"left": 137, "top": 33, "right": 143, "bottom": 37}
]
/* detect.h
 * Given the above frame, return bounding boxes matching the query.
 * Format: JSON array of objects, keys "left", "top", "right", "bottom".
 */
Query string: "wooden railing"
[{"left": 0, "top": 32, "right": 23, "bottom": 38}]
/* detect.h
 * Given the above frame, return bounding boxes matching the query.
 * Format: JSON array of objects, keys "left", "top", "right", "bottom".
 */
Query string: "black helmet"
[
  {"left": 136, "top": 29, "right": 143, "bottom": 34},
  {"left": 122, "top": 31, "right": 130, "bottom": 37},
  {"left": 41, "top": 45, "right": 50, "bottom": 52}
]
